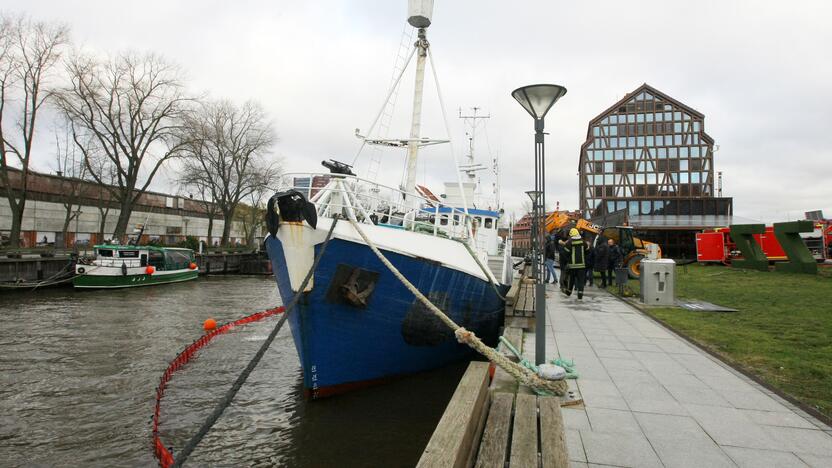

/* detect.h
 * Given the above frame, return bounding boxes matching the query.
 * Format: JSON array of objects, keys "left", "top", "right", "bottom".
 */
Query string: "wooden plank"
[
  {"left": 505, "top": 278, "right": 521, "bottom": 306},
  {"left": 418, "top": 361, "right": 491, "bottom": 468},
  {"left": 539, "top": 396, "right": 569, "bottom": 468},
  {"left": 509, "top": 394, "right": 538, "bottom": 468},
  {"left": 475, "top": 393, "right": 514, "bottom": 468}
]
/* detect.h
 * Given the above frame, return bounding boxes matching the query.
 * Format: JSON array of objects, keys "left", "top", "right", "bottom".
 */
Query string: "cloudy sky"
[{"left": 8, "top": 0, "right": 832, "bottom": 222}]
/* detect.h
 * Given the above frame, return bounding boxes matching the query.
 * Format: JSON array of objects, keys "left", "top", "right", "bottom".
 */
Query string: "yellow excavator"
[{"left": 545, "top": 211, "right": 661, "bottom": 279}]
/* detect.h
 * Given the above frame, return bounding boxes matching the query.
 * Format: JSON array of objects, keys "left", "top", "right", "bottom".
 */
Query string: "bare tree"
[
  {"left": 57, "top": 52, "right": 190, "bottom": 241},
  {"left": 0, "top": 14, "right": 69, "bottom": 247},
  {"left": 237, "top": 179, "right": 272, "bottom": 247},
  {"left": 54, "top": 120, "right": 87, "bottom": 248},
  {"left": 178, "top": 136, "right": 221, "bottom": 246},
  {"left": 180, "top": 99, "right": 277, "bottom": 246}
]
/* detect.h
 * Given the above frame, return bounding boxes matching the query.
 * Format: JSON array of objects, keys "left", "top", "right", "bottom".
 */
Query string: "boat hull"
[
  {"left": 265, "top": 226, "right": 506, "bottom": 399},
  {"left": 73, "top": 269, "right": 198, "bottom": 289}
]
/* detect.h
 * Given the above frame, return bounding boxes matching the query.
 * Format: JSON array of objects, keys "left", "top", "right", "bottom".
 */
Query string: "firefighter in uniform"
[{"left": 561, "top": 228, "right": 589, "bottom": 299}]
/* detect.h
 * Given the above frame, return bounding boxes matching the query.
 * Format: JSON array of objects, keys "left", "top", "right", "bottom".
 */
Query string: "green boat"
[{"left": 73, "top": 245, "right": 199, "bottom": 289}]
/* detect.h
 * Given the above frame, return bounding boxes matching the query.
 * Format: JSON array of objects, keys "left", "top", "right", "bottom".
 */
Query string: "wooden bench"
[{"left": 418, "top": 360, "right": 569, "bottom": 468}]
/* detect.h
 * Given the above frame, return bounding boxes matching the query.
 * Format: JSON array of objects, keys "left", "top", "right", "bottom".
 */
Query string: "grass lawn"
[{"left": 608, "top": 263, "right": 832, "bottom": 420}]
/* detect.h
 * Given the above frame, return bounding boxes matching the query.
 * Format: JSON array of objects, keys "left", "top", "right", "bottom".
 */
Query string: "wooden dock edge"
[{"left": 417, "top": 361, "right": 491, "bottom": 468}]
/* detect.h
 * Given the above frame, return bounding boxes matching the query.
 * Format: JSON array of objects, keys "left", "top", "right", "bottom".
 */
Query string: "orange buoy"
[
  {"left": 146, "top": 265, "right": 155, "bottom": 275},
  {"left": 203, "top": 318, "right": 217, "bottom": 331},
  {"left": 189, "top": 262, "right": 198, "bottom": 270}
]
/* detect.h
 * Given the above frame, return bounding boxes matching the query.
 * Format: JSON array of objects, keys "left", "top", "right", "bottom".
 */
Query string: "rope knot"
[{"left": 454, "top": 327, "right": 475, "bottom": 344}]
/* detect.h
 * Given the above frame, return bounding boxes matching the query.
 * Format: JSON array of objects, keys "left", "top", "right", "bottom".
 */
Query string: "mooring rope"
[
  {"left": 159, "top": 218, "right": 340, "bottom": 468},
  {"left": 342, "top": 203, "right": 567, "bottom": 397},
  {"left": 459, "top": 240, "right": 507, "bottom": 302}
]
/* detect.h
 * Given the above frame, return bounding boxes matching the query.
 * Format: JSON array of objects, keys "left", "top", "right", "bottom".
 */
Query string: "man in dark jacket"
[
  {"left": 608, "top": 238, "right": 624, "bottom": 285},
  {"left": 594, "top": 236, "right": 610, "bottom": 287},
  {"left": 562, "top": 228, "right": 588, "bottom": 299}
]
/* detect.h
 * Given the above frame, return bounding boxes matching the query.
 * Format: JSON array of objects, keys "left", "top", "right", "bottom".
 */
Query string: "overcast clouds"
[{"left": 7, "top": 0, "right": 832, "bottom": 222}]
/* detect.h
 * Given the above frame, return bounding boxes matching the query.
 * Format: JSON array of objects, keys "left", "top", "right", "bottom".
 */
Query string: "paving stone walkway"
[{"left": 523, "top": 282, "right": 832, "bottom": 468}]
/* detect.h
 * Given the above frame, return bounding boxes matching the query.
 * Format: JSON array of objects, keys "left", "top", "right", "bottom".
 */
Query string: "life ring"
[{"left": 77, "top": 267, "right": 85, "bottom": 274}]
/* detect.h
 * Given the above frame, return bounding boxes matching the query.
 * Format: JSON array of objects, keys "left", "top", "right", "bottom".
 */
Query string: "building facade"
[
  {"left": 578, "top": 84, "right": 734, "bottom": 258},
  {"left": 0, "top": 168, "right": 251, "bottom": 248}
]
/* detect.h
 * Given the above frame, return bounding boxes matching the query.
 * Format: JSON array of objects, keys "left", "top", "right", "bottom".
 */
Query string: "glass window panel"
[
  {"left": 680, "top": 172, "right": 689, "bottom": 183},
  {"left": 606, "top": 201, "right": 615, "bottom": 213},
  {"left": 683, "top": 113, "right": 691, "bottom": 121},
  {"left": 593, "top": 127, "right": 600, "bottom": 136},
  {"left": 646, "top": 136, "right": 654, "bottom": 146},
  {"left": 647, "top": 173, "right": 657, "bottom": 184},
  {"left": 655, "top": 112, "right": 663, "bottom": 122},
  {"left": 658, "top": 148, "right": 667, "bottom": 158},
  {"left": 614, "top": 150, "right": 623, "bottom": 159},
  {"left": 690, "top": 146, "right": 700, "bottom": 157},
  {"left": 625, "top": 114, "right": 633, "bottom": 123},
  {"left": 680, "top": 147, "right": 688, "bottom": 157},
  {"left": 702, "top": 171, "right": 708, "bottom": 180},
  {"left": 645, "top": 160, "right": 655, "bottom": 171},
  {"left": 609, "top": 125, "right": 618, "bottom": 136},
  {"left": 636, "top": 113, "right": 644, "bottom": 122},
  {"left": 616, "top": 201, "right": 627, "bottom": 211},
  {"left": 627, "top": 137, "right": 635, "bottom": 147},
  {"left": 656, "top": 135, "right": 663, "bottom": 145},
  {"left": 691, "top": 172, "right": 700, "bottom": 183},
  {"left": 674, "top": 135, "right": 682, "bottom": 145},
  {"left": 664, "top": 104, "right": 673, "bottom": 111},
  {"left": 604, "top": 162, "right": 613, "bottom": 173},
  {"left": 636, "top": 161, "right": 645, "bottom": 172},
  {"left": 618, "top": 137, "right": 626, "bottom": 146},
  {"left": 664, "top": 112, "right": 672, "bottom": 120},
  {"left": 625, "top": 149, "right": 635, "bottom": 159},
  {"left": 628, "top": 201, "right": 639, "bottom": 216},
  {"left": 680, "top": 160, "right": 688, "bottom": 170},
  {"left": 641, "top": 201, "right": 651, "bottom": 215},
  {"left": 674, "top": 122, "right": 682, "bottom": 133},
  {"left": 671, "top": 173, "right": 679, "bottom": 183},
  {"left": 601, "top": 117, "right": 609, "bottom": 124},
  {"left": 673, "top": 111, "right": 681, "bottom": 120},
  {"left": 692, "top": 134, "right": 699, "bottom": 144},
  {"left": 646, "top": 113, "right": 654, "bottom": 122},
  {"left": 604, "top": 150, "right": 612, "bottom": 159},
  {"left": 693, "top": 121, "right": 700, "bottom": 132},
  {"left": 636, "top": 136, "right": 644, "bottom": 147},
  {"left": 668, "top": 147, "right": 678, "bottom": 158},
  {"left": 593, "top": 175, "right": 603, "bottom": 184},
  {"left": 702, "top": 160, "right": 710, "bottom": 171},
  {"left": 614, "top": 174, "right": 622, "bottom": 184},
  {"left": 636, "top": 173, "right": 645, "bottom": 184},
  {"left": 604, "top": 175, "right": 613, "bottom": 184}
]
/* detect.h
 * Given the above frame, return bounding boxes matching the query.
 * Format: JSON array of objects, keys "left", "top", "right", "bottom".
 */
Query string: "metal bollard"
[{"left": 615, "top": 267, "right": 628, "bottom": 296}]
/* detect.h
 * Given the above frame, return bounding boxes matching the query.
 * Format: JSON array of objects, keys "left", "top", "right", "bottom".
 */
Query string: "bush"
[{"left": 178, "top": 236, "right": 200, "bottom": 251}]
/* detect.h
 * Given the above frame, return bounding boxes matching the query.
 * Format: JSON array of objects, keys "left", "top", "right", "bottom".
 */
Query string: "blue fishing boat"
[{"left": 264, "top": 0, "right": 512, "bottom": 398}]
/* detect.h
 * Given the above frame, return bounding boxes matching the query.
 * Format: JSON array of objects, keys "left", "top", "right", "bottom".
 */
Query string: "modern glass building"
[{"left": 578, "top": 84, "right": 734, "bottom": 258}]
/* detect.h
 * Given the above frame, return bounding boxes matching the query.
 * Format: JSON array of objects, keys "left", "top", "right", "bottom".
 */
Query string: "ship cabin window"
[
  {"left": 97, "top": 249, "right": 113, "bottom": 257},
  {"left": 118, "top": 250, "right": 139, "bottom": 258},
  {"left": 440, "top": 215, "right": 448, "bottom": 226},
  {"left": 165, "top": 250, "right": 192, "bottom": 270},
  {"left": 453, "top": 215, "right": 460, "bottom": 225},
  {"left": 148, "top": 251, "right": 165, "bottom": 269},
  {"left": 484, "top": 218, "right": 493, "bottom": 229},
  {"left": 475, "top": 216, "right": 482, "bottom": 227}
]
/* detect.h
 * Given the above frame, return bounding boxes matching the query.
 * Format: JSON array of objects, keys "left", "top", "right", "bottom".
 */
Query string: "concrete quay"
[{"left": 528, "top": 284, "right": 832, "bottom": 468}]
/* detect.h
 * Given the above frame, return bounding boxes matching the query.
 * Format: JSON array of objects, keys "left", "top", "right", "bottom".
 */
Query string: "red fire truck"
[{"left": 695, "top": 221, "right": 831, "bottom": 264}]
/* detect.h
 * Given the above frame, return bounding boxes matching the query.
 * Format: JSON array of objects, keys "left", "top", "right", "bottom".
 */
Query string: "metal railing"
[{"left": 281, "top": 172, "right": 479, "bottom": 244}]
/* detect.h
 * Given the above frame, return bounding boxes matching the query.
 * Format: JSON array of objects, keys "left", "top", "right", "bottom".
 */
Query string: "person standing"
[
  {"left": 562, "top": 228, "right": 588, "bottom": 299},
  {"left": 608, "top": 238, "right": 623, "bottom": 286},
  {"left": 594, "top": 236, "right": 611, "bottom": 287},
  {"left": 585, "top": 240, "right": 595, "bottom": 287},
  {"left": 544, "top": 234, "right": 558, "bottom": 284}
]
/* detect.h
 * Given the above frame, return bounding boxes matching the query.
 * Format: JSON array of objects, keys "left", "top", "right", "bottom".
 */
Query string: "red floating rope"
[{"left": 152, "top": 306, "right": 286, "bottom": 467}]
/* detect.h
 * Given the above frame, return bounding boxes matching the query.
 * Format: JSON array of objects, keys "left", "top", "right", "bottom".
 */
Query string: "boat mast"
[{"left": 403, "top": 1, "right": 433, "bottom": 196}]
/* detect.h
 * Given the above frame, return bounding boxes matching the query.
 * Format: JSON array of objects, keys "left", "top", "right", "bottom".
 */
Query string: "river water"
[{"left": 0, "top": 276, "right": 465, "bottom": 467}]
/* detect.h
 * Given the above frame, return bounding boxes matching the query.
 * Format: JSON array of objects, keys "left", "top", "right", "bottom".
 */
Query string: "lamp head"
[{"left": 511, "top": 84, "right": 567, "bottom": 121}]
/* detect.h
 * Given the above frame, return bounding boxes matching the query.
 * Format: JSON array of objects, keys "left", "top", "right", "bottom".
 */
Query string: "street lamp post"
[{"left": 512, "top": 84, "right": 567, "bottom": 365}]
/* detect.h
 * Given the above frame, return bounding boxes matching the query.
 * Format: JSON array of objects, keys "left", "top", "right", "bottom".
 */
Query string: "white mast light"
[{"left": 408, "top": 0, "right": 434, "bottom": 28}]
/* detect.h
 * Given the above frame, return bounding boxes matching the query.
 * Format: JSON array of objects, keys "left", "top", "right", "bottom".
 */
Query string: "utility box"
[{"left": 640, "top": 259, "right": 676, "bottom": 305}]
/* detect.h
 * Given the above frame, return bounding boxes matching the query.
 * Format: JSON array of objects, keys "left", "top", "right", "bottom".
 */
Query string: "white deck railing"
[{"left": 280, "top": 172, "right": 479, "bottom": 244}]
